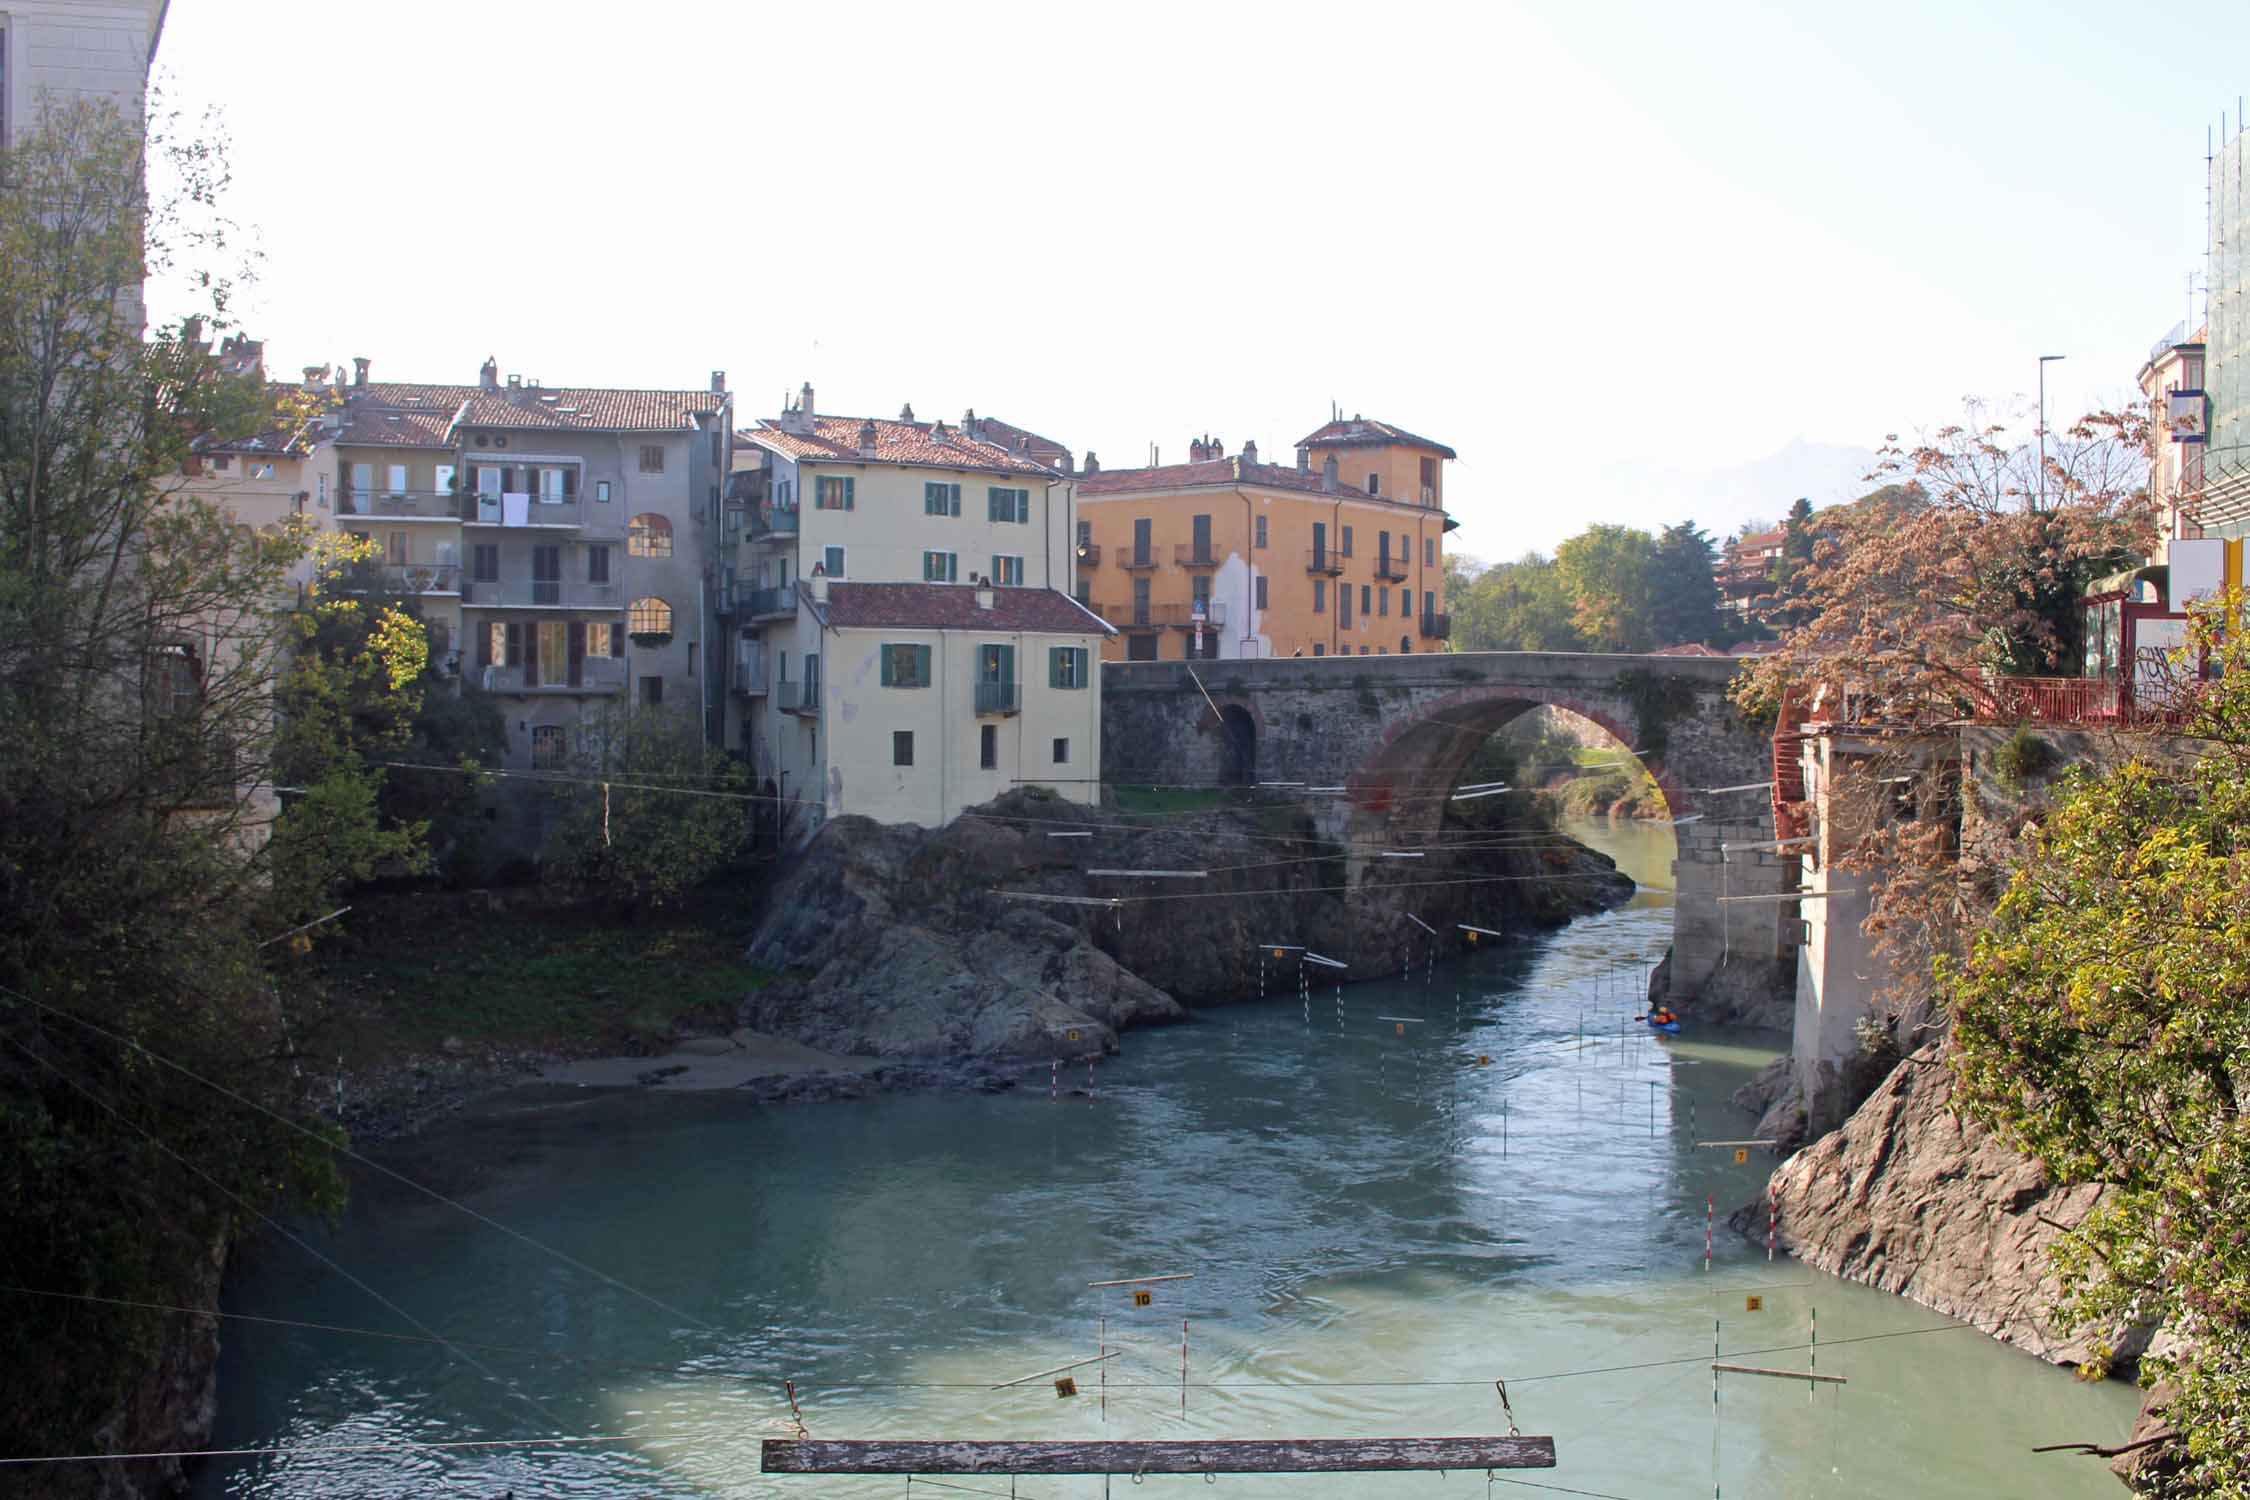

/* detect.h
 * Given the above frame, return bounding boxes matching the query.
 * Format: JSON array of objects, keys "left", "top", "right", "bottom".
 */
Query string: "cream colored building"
[
  {"left": 0, "top": 0, "right": 168, "bottom": 147},
  {"left": 728, "top": 388, "right": 1097, "bottom": 834}
]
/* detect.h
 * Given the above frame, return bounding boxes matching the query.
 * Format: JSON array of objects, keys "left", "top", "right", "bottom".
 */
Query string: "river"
[{"left": 196, "top": 817, "right": 2140, "bottom": 1498}]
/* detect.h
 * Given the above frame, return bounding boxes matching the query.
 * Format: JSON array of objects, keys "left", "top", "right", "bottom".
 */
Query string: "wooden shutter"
[
  {"left": 522, "top": 622, "right": 539, "bottom": 686},
  {"left": 1049, "top": 647, "right": 1065, "bottom": 688},
  {"left": 914, "top": 645, "right": 931, "bottom": 685},
  {"left": 477, "top": 623, "right": 493, "bottom": 667},
  {"left": 563, "top": 467, "right": 577, "bottom": 497},
  {"left": 504, "top": 622, "right": 522, "bottom": 667},
  {"left": 881, "top": 646, "right": 896, "bottom": 687},
  {"left": 610, "top": 622, "right": 625, "bottom": 658},
  {"left": 996, "top": 644, "right": 1014, "bottom": 688},
  {"left": 1073, "top": 648, "right": 1087, "bottom": 686}
]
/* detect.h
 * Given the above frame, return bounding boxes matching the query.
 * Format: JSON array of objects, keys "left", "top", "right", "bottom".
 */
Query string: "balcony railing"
[
  {"left": 777, "top": 678, "right": 820, "bottom": 715},
  {"left": 974, "top": 681, "right": 1020, "bottom": 716},
  {"left": 1419, "top": 611, "right": 1452, "bottom": 640},
  {"left": 1305, "top": 549, "right": 1344, "bottom": 576},
  {"left": 475, "top": 657, "right": 626, "bottom": 694},
  {"left": 1175, "top": 542, "right": 1221, "bottom": 568},
  {"left": 1118, "top": 549, "right": 1161, "bottom": 571},
  {"left": 1074, "top": 541, "right": 1102, "bottom": 567},
  {"left": 1979, "top": 675, "right": 2134, "bottom": 724},
  {"left": 461, "top": 578, "right": 622, "bottom": 609},
  {"left": 1098, "top": 601, "right": 1226, "bottom": 630},
  {"left": 744, "top": 586, "right": 795, "bottom": 620},
  {"left": 338, "top": 489, "right": 462, "bottom": 520},
  {"left": 339, "top": 561, "right": 463, "bottom": 595},
  {"left": 1373, "top": 556, "right": 1410, "bottom": 582},
  {"left": 463, "top": 493, "right": 611, "bottom": 532},
  {"left": 750, "top": 501, "right": 800, "bottom": 539},
  {"left": 733, "top": 652, "right": 770, "bottom": 697}
]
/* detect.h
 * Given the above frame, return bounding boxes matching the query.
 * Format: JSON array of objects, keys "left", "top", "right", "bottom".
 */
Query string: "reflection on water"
[{"left": 197, "top": 824, "right": 2136, "bottom": 1498}]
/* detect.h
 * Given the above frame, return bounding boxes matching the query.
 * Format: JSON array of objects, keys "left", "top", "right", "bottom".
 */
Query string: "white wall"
[{"left": 2, "top": 1, "right": 161, "bottom": 145}]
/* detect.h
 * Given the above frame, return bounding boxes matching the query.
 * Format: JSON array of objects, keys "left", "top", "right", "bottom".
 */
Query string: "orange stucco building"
[{"left": 1074, "top": 416, "right": 1456, "bottom": 660}]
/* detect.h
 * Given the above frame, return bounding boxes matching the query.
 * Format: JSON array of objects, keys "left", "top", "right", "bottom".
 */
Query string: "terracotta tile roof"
[
  {"left": 1294, "top": 416, "right": 1457, "bottom": 460},
  {"left": 824, "top": 583, "right": 1112, "bottom": 635},
  {"left": 1730, "top": 528, "right": 1787, "bottom": 551},
  {"left": 969, "top": 414, "right": 1073, "bottom": 470},
  {"left": 456, "top": 386, "right": 728, "bottom": 432},
  {"left": 358, "top": 382, "right": 479, "bottom": 409},
  {"left": 745, "top": 415, "right": 1054, "bottom": 476},
  {"left": 1078, "top": 456, "right": 1379, "bottom": 501},
  {"left": 336, "top": 405, "right": 458, "bottom": 449},
  {"left": 196, "top": 381, "right": 333, "bottom": 457}
]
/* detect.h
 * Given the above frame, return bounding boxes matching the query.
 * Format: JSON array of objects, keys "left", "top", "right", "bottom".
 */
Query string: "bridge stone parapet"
[{"left": 1100, "top": 651, "right": 1791, "bottom": 1003}]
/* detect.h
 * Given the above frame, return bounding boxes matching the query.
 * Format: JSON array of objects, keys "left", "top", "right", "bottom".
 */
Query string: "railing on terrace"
[
  {"left": 733, "top": 653, "right": 771, "bottom": 697},
  {"left": 777, "top": 678, "right": 820, "bottom": 715},
  {"left": 476, "top": 657, "right": 625, "bottom": 694},
  {"left": 1419, "top": 611, "right": 1452, "bottom": 640},
  {"left": 1074, "top": 541, "right": 1102, "bottom": 567},
  {"left": 338, "top": 489, "right": 462, "bottom": 520},
  {"left": 1175, "top": 542, "right": 1222, "bottom": 568},
  {"left": 974, "top": 681, "right": 1020, "bottom": 715},
  {"left": 744, "top": 586, "right": 795, "bottom": 620},
  {"left": 750, "top": 501, "right": 800, "bottom": 538},
  {"left": 1373, "top": 556, "right": 1410, "bottom": 582},
  {"left": 1979, "top": 675, "right": 2135, "bottom": 724},
  {"left": 1305, "top": 549, "right": 1344, "bottom": 576},
  {"left": 1097, "top": 601, "right": 1224, "bottom": 629},
  {"left": 460, "top": 578, "right": 622, "bottom": 609},
  {"left": 1118, "top": 549, "right": 1161, "bottom": 571},
  {"left": 340, "top": 561, "right": 462, "bottom": 595}
]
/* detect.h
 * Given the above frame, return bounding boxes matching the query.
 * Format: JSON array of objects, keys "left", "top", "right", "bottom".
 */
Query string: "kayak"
[{"left": 1646, "top": 1018, "right": 1681, "bottom": 1033}]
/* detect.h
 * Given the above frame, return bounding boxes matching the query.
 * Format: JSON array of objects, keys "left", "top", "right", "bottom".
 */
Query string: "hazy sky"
[{"left": 151, "top": 0, "right": 2245, "bottom": 559}]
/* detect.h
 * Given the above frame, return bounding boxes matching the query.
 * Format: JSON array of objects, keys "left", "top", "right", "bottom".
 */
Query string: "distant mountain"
[{"left": 1456, "top": 438, "right": 1885, "bottom": 561}]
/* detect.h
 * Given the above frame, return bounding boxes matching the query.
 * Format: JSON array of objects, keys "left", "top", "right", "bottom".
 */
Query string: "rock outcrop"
[
  {"left": 744, "top": 789, "right": 1634, "bottom": 1063},
  {"left": 1746, "top": 1042, "right": 2120, "bottom": 1367}
]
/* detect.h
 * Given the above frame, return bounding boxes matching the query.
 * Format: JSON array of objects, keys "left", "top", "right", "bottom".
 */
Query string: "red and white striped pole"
[
  {"left": 1767, "top": 1183, "right": 1777, "bottom": 1262},
  {"left": 1051, "top": 1058, "right": 1059, "bottom": 1103},
  {"left": 1705, "top": 1194, "right": 1713, "bottom": 1272},
  {"left": 1181, "top": 1319, "right": 1190, "bottom": 1417}
]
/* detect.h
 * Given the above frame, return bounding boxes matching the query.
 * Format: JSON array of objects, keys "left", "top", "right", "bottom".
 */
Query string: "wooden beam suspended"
[
  {"left": 1712, "top": 1362, "right": 1847, "bottom": 1385},
  {"left": 760, "top": 1435, "right": 1558, "bottom": 1475}
]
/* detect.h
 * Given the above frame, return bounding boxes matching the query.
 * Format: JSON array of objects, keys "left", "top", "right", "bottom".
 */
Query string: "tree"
[
  {"left": 0, "top": 99, "right": 350, "bottom": 1478},
  {"left": 1555, "top": 524, "right": 1661, "bottom": 651},
  {"left": 1445, "top": 552, "right": 1586, "bottom": 653},
  {"left": 1766, "top": 496, "right": 1817, "bottom": 608},
  {"left": 543, "top": 703, "right": 750, "bottom": 909},
  {"left": 1647, "top": 520, "right": 1728, "bottom": 648},
  {"left": 1945, "top": 608, "right": 2250, "bottom": 1494}
]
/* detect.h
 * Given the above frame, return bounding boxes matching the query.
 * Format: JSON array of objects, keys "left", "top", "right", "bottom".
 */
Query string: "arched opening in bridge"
[
  {"left": 1465, "top": 706, "right": 1678, "bottom": 897},
  {"left": 1218, "top": 705, "right": 1257, "bottom": 786}
]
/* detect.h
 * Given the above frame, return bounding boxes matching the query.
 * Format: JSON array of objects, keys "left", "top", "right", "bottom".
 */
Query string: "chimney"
[
  {"left": 1241, "top": 439, "right": 1258, "bottom": 466},
  {"left": 710, "top": 369, "right": 727, "bottom": 393},
  {"left": 1321, "top": 454, "right": 1339, "bottom": 493},
  {"left": 301, "top": 364, "right": 326, "bottom": 392},
  {"left": 352, "top": 356, "right": 370, "bottom": 388},
  {"left": 975, "top": 577, "right": 995, "bottom": 610},
  {"left": 181, "top": 315, "right": 204, "bottom": 351},
  {"left": 1084, "top": 452, "right": 1100, "bottom": 474},
  {"left": 800, "top": 381, "right": 815, "bottom": 419},
  {"left": 480, "top": 357, "right": 499, "bottom": 390},
  {"left": 899, "top": 402, "right": 916, "bottom": 422},
  {"left": 810, "top": 570, "right": 831, "bottom": 602},
  {"left": 857, "top": 420, "right": 878, "bottom": 458},
  {"left": 1059, "top": 452, "right": 1075, "bottom": 474},
  {"left": 506, "top": 373, "right": 522, "bottom": 391},
  {"left": 1212, "top": 436, "right": 1225, "bottom": 458},
  {"left": 1188, "top": 438, "right": 1207, "bottom": 463},
  {"left": 963, "top": 407, "right": 977, "bottom": 440},
  {"left": 1297, "top": 445, "right": 1311, "bottom": 471}
]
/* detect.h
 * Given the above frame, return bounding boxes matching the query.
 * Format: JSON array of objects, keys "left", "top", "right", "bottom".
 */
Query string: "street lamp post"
[{"left": 2038, "top": 354, "right": 2067, "bottom": 509}]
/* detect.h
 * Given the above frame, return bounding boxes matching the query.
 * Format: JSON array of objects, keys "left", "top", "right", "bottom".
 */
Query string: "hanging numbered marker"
[
  {"left": 1745, "top": 1295, "right": 1764, "bottom": 1312},
  {"left": 1735, "top": 1148, "right": 1750, "bottom": 1164},
  {"left": 1055, "top": 1377, "right": 1078, "bottom": 1398},
  {"left": 1134, "top": 1289, "right": 1153, "bottom": 1308}
]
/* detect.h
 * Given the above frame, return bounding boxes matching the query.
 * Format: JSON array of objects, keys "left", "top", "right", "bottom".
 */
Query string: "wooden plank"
[
  {"left": 989, "top": 1350, "right": 1121, "bottom": 1390},
  {"left": 761, "top": 1435, "right": 1558, "bottom": 1475},
  {"left": 1712, "top": 1362, "right": 1847, "bottom": 1385}
]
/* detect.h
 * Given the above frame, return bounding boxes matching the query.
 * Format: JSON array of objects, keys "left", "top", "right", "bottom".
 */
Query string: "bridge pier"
[{"left": 1669, "top": 819, "right": 1796, "bottom": 1004}]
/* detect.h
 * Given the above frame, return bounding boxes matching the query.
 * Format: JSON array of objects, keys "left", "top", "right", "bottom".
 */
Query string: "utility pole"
[{"left": 2038, "top": 354, "right": 2067, "bottom": 509}]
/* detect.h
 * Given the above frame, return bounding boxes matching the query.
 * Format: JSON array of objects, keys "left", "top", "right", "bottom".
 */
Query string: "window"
[
  {"left": 386, "top": 463, "right": 408, "bottom": 496},
  {"left": 386, "top": 530, "right": 408, "bottom": 565},
  {"left": 531, "top": 726, "right": 567, "bottom": 768},
  {"left": 587, "top": 622, "right": 615, "bottom": 658},
  {"left": 532, "top": 545, "right": 561, "bottom": 603},
  {"left": 1424, "top": 589, "right": 1436, "bottom": 620},
  {"left": 1313, "top": 643, "right": 1325, "bottom": 656},
  {"left": 1400, "top": 587, "right": 1410, "bottom": 617},
  {"left": 628, "top": 596, "right": 674, "bottom": 638},
  {"left": 481, "top": 621, "right": 505, "bottom": 667},
  {"left": 925, "top": 482, "right": 961, "bottom": 516},
  {"left": 595, "top": 479, "right": 612, "bottom": 503},
  {"left": 922, "top": 551, "right": 958, "bottom": 582},
  {"left": 1340, "top": 585, "right": 1352, "bottom": 628},
  {"left": 1360, "top": 645, "right": 1369, "bottom": 655},
  {"left": 1255, "top": 575, "right": 1269, "bottom": 609},
  {"left": 1400, "top": 635, "right": 1412, "bottom": 653},
  {"left": 893, "top": 731, "right": 915, "bottom": 766},
  {"left": 639, "top": 444, "right": 665, "bottom": 473},
  {"left": 1050, "top": 647, "right": 1089, "bottom": 688},
  {"left": 588, "top": 544, "right": 611, "bottom": 584},
  {"left": 1420, "top": 456, "right": 1437, "bottom": 491},
  {"left": 1425, "top": 537, "right": 1436, "bottom": 567},
  {"left": 1360, "top": 584, "right": 1371, "bottom": 615},
  {"left": 537, "top": 466, "right": 571, "bottom": 504},
  {"left": 1126, "top": 633, "right": 1158, "bottom": 661},
  {"left": 1254, "top": 515, "right": 1268, "bottom": 549},
  {"left": 816, "top": 475, "right": 855, "bottom": 510},
  {"left": 350, "top": 462, "right": 373, "bottom": 498},
  {"left": 1340, "top": 525, "right": 1354, "bottom": 556},
  {"left": 536, "top": 621, "right": 567, "bottom": 682},
  {"left": 880, "top": 643, "right": 933, "bottom": 687},
  {"left": 1378, "top": 586, "right": 1389, "bottom": 617},
  {"left": 317, "top": 473, "right": 329, "bottom": 508},
  {"left": 1052, "top": 737, "right": 1070, "bottom": 764},
  {"left": 642, "top": 675, "right": 665, "bottom": 705},
  {"left": 1367, "top": 472, "right": 1380, "bottom": 496},
  {"left": 1076, "top": 520, "right": 1092, "bottom": 547},
  {"left": 250, "top": 462, "right": 275, "bottom": 480},
  {"left": 981, "top": 724, "right": 998, "bottom": 769},
  {"left": 1191, "top": 575, "right": 1211, "bottom": 610},
  {"left": 1312, "top": 579, "right": 1326, "bottom": 614},
  {"left": 473, "top": 544, "right": 499, "bottom": 582},
  {"left": 1133, "top": 518, "right": 1153, "bottom": 564},
  {"left": 992, "top": 555, "right": 1024, "bottom": 586},
  {"left": 988, "top": 487, "right": 1029, "bottom": 523},
  {"left": 628, "top": 513, "right": 673, "bottom": 557},
  {"left": 822, "top": 545, "right": 845, "bottom": 578}
]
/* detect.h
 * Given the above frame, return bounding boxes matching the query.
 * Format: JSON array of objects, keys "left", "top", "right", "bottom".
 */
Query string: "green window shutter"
[
  {"left": 844, "top": 477, "right": 855, "bottom": 511},
  {"left": 947, "top": 554, "right": 958, "bottom": 582},
  {"left": 952, "top": 484, "right": 961, "bottom": 517},
  {"left": 1048, "top": 647, "right": 1063, "bottom": 688},
  {"left": 1074, "top": 648, "right": 1088, "bottom": 686},
  {"left": 880, "top": 647, "right": 896, "bottom": 687},
  {"left": 997, "top": 644, "right": 1015, "bottom": 687},
  {"left": 914, "top": 645, "right": 932, "bottom": 685}
]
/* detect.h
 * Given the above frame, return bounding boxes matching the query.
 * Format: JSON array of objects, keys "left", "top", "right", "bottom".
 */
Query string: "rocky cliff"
[{"left": 743, "top": 788, "right": 1634, "bottom": 1062}]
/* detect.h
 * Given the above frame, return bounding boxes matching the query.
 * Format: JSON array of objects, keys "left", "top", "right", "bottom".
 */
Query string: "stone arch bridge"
[{"left": 1100, "top": 651, "right": 1791, "bottom": 1004}]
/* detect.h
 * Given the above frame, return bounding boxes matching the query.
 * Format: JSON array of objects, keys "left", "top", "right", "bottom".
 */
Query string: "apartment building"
[
  {"left": 1074, "top": 415, "right": 1457, "bottom": 660},
  {"left": 727, "top": 386, "right": 1104, "bottom": 833},
  {"left": 0, "top": 0, "right": 167, "bottom": 150}
]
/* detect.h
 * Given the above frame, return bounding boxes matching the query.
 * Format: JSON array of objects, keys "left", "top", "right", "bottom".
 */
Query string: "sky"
[{"left": 149, "top": 0, "right": 2247, "bottom": 560}]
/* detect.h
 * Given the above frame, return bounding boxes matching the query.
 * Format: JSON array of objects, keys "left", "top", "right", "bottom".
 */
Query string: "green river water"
[{"left": 194, "top": 818, "right": 2140, "bottom": 1498}]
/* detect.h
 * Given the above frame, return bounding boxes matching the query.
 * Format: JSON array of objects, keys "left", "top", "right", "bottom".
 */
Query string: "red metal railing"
[{"left": 1979, "top": 676, "right": 2133, "bottom": 725}]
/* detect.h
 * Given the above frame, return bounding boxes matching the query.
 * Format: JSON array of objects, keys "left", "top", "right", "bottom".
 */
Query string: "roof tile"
[
  {"left": 824, "top": 583, "right": 1111, "bottom": 635},
  {"left": 1078, "top": 455, "right": 1380, "bottom": 501},
  {"left": 747, "top": 415, "right": 1055, "bottom": 476},
  {"left": 1294, "top": 416, "right": 1458, "bottom": 460}
]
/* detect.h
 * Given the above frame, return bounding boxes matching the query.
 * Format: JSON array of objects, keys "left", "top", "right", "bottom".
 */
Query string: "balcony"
[
  {"left": 1373, "top": 556, "right": 1410, "bottom": 582},
  {"left": 974, "top": 681, "right": 1020, "bottom": 716},
  {"left": 1305, "top": 549, "right": 1344, "bottom": 576},
  {"left": 461, "top": 578, "right": 622, "bottom": 610},
  {"left": 1978, "top": 675, "right": 2133, "bottom": 725},
  {"left": 1098, "top": 601, "right": 1226, "bottom": 630},
  {"left": 1419, "top": 611, "right": 1452, "bottom": 640},
  {"left": 1118, "top": 549, "right": 1162, "bottom": 572},
  {"left": 777, "top": 678, "right": 820, "bottom": 716},
  {"left": 733, "top": 651, "right": 770, "bottom": 698},
  {"left": 744, "top": 585, "right": 795, "bottom": 622},
  {"left": 750, "top": 500, "right": 800, "bottom": 540},
  {"left": 1074, "top": 541, "right": 1102, "bottom": 567},
  {"left": 462, "top": 493, "right": 613, "bottom": 533},
  {"left": 339, "top": 561, "right": 463, "bottom": 596},
  {"left": 1174, "top": 542, "right": 1222, "bottom": 569},
  {"left": 338, "top": 489, "right": 464, "bottom": 522},
  {"left": 474, "top": 657, "right": 625, "bottom": 695}
]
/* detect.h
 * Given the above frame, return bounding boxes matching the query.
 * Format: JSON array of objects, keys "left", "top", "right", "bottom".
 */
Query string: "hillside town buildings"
[{"left": 1073, "top": 416, "right": 1456, "bottom": 661}]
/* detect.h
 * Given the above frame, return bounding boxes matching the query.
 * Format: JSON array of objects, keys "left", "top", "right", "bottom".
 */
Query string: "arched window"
[
  {"left": 628, "top": 596, "right": 674, "bottom": 640},
  {"left": 628, "top": 513, "right": 673, "bottom": 557}
]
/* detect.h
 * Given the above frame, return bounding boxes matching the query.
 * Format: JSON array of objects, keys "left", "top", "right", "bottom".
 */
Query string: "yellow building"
[{"left": 1074, "top": 417, "right": 1456, "bottom": 660}]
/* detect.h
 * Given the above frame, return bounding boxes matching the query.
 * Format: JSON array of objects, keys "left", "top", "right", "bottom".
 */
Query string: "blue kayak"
[{"left": 1646, "top": 1018, "right": 1681, "bottom": 1033}]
